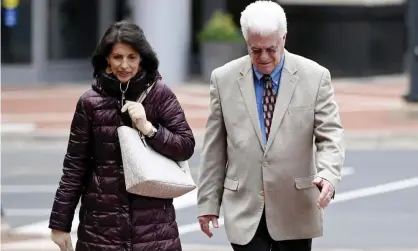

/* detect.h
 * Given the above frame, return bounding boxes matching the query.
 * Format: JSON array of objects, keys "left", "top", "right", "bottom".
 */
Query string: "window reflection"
[
  {"left": 1, "top": 0, "right": 32, "bottom": 64},
  {"left": 47, "top": 0, "right": 98, "bottom": 60}
]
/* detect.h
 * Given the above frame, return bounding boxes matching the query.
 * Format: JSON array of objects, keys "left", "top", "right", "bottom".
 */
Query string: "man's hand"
[
  {"left": 312, "top": 177, "right": 335, "bottom": 208},
  {"left": 198, "top": 215, "right": 219, "bottom": 238}
]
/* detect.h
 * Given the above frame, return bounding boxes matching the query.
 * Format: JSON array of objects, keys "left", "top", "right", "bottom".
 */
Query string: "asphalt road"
[{"left": 1, "top": 139, "right": 418, "bottom": 249}]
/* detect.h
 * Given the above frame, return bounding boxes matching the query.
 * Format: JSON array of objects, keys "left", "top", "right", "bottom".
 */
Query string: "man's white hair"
[{"left": 240, "top": 1, "right": 287, "bottom": 41}]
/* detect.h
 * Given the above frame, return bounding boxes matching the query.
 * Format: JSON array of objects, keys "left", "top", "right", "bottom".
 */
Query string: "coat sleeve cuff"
[
  {"left": 197, "top": 202, "right": 221, "bottom": 218},
  {"left": 48, "top": 212, "right": 73, "bottom": 233},
  {"left": 316, "top": 169, "right": 340, "bottom": 191},
  {"left": 146, "top": 123, "right": 166, "bottom": 148}
]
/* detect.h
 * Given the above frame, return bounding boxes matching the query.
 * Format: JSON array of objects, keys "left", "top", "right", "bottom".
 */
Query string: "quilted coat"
[{"left": 49, "top": 72, "right": 195, "bottom": 251}]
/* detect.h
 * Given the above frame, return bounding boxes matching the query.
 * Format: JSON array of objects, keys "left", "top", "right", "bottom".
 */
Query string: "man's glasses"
[{"left": 248, "top": 45, "right": 278, "bottom": 56}]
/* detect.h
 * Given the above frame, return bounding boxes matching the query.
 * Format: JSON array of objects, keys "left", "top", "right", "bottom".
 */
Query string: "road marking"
[
  {"left": 178, "top": 217, "right": 225, "bottom": 235},
  {"left": 1, "top": 185, "right": 59, "bottom": 193},
  {"left": 178, "top": 176, "right": 418, "bottom": 235},
  {"left": 4, "top": 167, "right": 64, "bottom": 176},
  {"left": 4, "top": 175, "right": 418, "bottom": 250},
  {"left": 333, "top": 177, "right": 418, "bottom": 203},
  {"left": 1, "top": 123, "right": 36, "bottom": 133},
  {"left": 1, "top": 167, "right": 353, "bottom": 216},
  {"left": 174, "top": 189, "right": 198, "bottom": 210},
  {"left": 2, "top": 177, "right": 418, "bottom": 248},
  {"left": 2, "top": 166, "right": 354, "bottom": 229},
  {"left": 3, "top": 189, "right": 197, "bottom": 217},
  {"left": 8, "top": 189, "right": 198, "bottom": 234},
  {"left": 341, "top": 166, "right": 355, "bottom": 176},
  {"left": 0, "top": 167, "right": 354, "bottom": 194},
  {"left": 2, "top": 209, "right": 56, "bottom": 217}
]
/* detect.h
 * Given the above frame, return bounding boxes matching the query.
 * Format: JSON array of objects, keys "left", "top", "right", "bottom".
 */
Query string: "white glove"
[
  {"left": 121, "top": 101, "right": 153, "bottom": 135},
  {"left": 51, "top": 229, "right": 74, "bottom": 251}
]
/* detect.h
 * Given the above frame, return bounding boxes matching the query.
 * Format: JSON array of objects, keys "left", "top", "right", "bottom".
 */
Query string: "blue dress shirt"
[{"left": 253, "top": 56, "right": 285, "bottom": 144}]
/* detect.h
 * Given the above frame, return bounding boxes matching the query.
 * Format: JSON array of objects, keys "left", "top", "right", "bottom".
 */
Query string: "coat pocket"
[
  {"left": 294, "top": 176, "right": 316, "bottom": 189},
  {"left": 287, "top": 104, "right": 314, "bottom": 114},
  {"left": 223, "top": 177, "right": 239, "bottom": 191}
]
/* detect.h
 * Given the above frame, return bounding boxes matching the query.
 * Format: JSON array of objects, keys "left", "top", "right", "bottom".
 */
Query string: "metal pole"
[{"left": 404, "top": 0, "right": 418, "bottom": 102}]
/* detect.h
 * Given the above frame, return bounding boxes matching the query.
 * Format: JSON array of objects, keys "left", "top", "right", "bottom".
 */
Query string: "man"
[{"left": 197, "top": 1, "right": 345, "bottom": 251}]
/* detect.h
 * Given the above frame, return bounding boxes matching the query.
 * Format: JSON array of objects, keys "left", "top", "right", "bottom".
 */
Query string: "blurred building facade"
[
  {"left": 1, "top": 0, "right": 130, "bottom": 85},
  {"left": 1, "top": 0, "right": 408, "bottom": 86}
]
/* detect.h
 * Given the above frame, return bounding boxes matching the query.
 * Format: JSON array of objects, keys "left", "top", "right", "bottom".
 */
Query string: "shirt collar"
[{"left": 253, "top": 55, "right": 285, "bottom": 85}]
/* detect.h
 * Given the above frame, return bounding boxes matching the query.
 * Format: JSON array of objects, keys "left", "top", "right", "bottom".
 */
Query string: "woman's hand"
[
  {"left": 121, "top": 101, "right": 153, "bottom": 135},
  {"left": 51, "top": 229, "right": 74, "bottom": 251}
]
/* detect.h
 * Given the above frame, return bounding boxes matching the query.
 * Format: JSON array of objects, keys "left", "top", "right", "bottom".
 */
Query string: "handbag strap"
[{"left": 137, "top": 80, "right": 157, "bottom": 103}]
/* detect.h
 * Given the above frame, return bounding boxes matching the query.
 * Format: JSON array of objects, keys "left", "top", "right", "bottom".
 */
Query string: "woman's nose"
[{"left": 121, "top": 59, "right": 129, "bottom": 69}]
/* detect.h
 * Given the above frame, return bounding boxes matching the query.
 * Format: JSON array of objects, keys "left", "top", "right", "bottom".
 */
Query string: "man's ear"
[{"left": 282, "top": 34, "right": 287, "bottom": 47}]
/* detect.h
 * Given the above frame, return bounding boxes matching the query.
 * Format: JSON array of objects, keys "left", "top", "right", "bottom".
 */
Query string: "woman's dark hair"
[{"left": 91, "top": 20, "right": 159, "bottom": 80}]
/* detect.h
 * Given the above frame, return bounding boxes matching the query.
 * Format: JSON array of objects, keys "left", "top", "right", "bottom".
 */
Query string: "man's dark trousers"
[{"left": 231, "top": 212, "right": 312, "bottom": 251}]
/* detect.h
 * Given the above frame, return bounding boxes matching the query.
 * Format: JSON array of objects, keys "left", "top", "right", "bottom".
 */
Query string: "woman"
[{"left": 49, "top": 21, "right": 195, "bottom": 251}]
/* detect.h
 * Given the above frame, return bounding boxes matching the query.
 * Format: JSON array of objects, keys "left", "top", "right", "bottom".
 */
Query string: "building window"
[
  {"left": 47, "top": 0, "right": 98, "bottom": 60},
  {"left": 1, "top": 0, "right": 32, "bottom": 64}
]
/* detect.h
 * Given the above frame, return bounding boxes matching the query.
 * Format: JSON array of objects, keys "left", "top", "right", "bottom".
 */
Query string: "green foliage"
[{"left": 198, "top": 11, "right": 243, "bottom": 43}]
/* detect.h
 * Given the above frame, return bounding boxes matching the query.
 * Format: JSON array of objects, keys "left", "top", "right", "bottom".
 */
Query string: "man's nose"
[{"left": 259, "top": 51, "right": 269, "bottom": 61}]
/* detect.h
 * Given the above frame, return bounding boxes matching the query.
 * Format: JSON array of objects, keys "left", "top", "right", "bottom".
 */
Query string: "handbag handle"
[{"left": 134, "top": 80, "right": 157, "bottom": 146}]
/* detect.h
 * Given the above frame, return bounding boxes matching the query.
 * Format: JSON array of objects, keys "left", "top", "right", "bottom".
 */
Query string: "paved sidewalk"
[
  {"left": 1, "top": 235, "right": 418, "bottom": 251},
  {"left": 2, "top": 75, "right": 418, "bottom": 148},
  {"left": 1, "top": 232, "right": 418, "bottom": 251}
]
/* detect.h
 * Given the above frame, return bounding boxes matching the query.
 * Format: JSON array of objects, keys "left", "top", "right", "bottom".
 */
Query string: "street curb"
[
  {"left": 344, "top": 131, "right": 418, "bottom": 140},
  {"left": 1, "top": 131, "right": 70, "bottom": 141},
  {"left": 343, "top": 131, "right": 418, "bottom": 149},
  {"left": 2, "top": 130, "right": 418, "bottom": 149}
]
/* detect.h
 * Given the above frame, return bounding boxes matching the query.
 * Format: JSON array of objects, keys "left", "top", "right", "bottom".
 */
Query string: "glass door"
[{"left": 47, "top": 0, "right": 99, "bottom": 60}]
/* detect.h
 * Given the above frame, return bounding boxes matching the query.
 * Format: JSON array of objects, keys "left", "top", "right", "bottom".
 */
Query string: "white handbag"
[{"left": 117, "top": 82, "right": 196, "bottom": 199}]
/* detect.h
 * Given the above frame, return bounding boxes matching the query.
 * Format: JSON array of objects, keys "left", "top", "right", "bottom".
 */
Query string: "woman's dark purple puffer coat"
[{"left": 49, "top": 73, "right": 195, "bottom": 251}]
